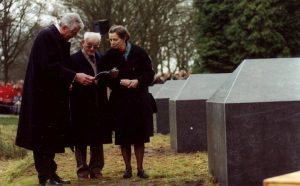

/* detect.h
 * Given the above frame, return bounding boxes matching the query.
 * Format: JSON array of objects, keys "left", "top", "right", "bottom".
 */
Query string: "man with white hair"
[
  {"left": 16, "top": 13, "right": 95, "bottom": 185},
  {"left": 69, "top": 32, "right": 112, "bottom": 180}
]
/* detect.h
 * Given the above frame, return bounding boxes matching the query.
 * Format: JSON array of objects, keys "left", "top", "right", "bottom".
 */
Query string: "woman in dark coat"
[{"left": 102, "top": 25, "right": 155, "bottom": 179}]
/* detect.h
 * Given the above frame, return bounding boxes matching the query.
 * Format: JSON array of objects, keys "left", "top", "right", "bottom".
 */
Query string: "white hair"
[
  {"left": 59, "top": 13, "right": 84, "bottom": 30},
  {"left": 84, "top": 32, "right": 101, "bottom": 42}
]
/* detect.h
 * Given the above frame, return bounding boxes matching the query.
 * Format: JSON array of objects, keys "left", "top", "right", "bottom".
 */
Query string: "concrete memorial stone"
[
  {"left": 207, "top": 58, "right": 300, "bottom": 186},
  {"left": 149, "top": 84, "right": 163, "bottom": 98},
  {"left": 155, "top": 80, "right": 186, "bottom": 134},
  {"left": 169, "top": 74, "right": 229, "bottom": 153}
]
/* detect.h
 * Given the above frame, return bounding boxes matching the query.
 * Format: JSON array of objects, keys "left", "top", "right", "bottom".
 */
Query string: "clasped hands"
[{"left": 120, "top": 79, "right": 139, "bottom": 88}]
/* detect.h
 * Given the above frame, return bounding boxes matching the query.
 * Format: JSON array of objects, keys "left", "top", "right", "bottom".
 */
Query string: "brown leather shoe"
[
  {"left": 78, "top": 175, "right": 89, "bottom": 180},
  {"left": 90, "top": 172, "right": 102, "bottom": 179}
]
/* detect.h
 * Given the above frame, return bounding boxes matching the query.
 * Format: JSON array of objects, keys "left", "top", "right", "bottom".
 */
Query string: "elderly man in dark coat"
[
  {"left": 69, "top": 32, "right": 113, "bottom": 180},
  {"left": 15, "top": 13, "right": 95, "bottom": 186}
]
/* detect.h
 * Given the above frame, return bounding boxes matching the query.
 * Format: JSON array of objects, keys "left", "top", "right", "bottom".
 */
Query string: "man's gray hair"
[{"left": 59, "top": 13, "right": 84, "bottom": 31}]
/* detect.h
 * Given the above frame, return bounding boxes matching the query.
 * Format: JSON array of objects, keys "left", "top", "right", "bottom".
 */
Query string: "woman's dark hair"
[{"left": 109, "top": 25, "right": 131, "bottom": 42}]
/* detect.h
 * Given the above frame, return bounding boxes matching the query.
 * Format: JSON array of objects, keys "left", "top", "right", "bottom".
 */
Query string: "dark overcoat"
[
  {"left": 15, "top": 25, "right": 76, "bottom": 153},
  {"left": 102, "top": 44, "right": 155, "bottom": 145},
  {"left": 69, "top": 50, "right": 112, "bottom": 145}
]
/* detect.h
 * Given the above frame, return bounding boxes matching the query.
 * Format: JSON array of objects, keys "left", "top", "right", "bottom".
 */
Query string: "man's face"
[
  {"left": 61, "top": 25, "right": 81, "bottom": 40},
  {"left": 82, "top": 37, "right": 100, "bottom": 56}
]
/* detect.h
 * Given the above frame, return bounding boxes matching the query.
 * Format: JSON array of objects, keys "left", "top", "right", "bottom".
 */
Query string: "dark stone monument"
[
  {"left": 207, "top": 58, "right": 300, "bottom": 186},
  {"left": 169, "top": 74, "right": 229, "bottom": 153},
  {"left": 155, "top": 80, "right": 186, "bottom": 134},
  {"left": 93, "top": 19, "right": 110, "bottom": 52},
  {"left": 93, "top": 19, "right": 110, "bottom": 36}
]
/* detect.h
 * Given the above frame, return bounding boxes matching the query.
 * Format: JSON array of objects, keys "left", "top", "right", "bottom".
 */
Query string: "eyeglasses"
[{"left": 84, "top": 45, "right": 100, "bottom": 49}]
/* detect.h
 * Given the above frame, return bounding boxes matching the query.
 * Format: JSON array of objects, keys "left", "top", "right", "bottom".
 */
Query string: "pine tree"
[
  {"left": 193, "top": 0, "right": 300, "bottom": 73},
  {"left": 193, "top": 0, "right": 235, "bottom": 73}
]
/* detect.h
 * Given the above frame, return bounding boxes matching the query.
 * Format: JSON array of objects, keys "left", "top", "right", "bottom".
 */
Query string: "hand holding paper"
[
  {"left": 94, "top": 67, "right": 119, "bottom": 80},
  {"left": 110, "top": 67, "right": 119, "bottom": 79}
]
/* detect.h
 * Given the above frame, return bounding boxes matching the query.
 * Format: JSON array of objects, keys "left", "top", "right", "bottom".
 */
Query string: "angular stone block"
[
  {"left": 207, "top": 58, "right": 300, "bottom": 186},
  {"left": 149, "top": 84, "right": 163, "bottom": 97},
  {"left": 155, "top": 80, "right": 186, "bottom": 134},
  {"left": 170, "top": 74, "right": 229, "bottom": 152}
]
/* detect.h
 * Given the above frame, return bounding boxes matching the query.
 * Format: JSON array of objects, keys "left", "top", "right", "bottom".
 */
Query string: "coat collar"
[{"left": 48, "top": 24, "right": 69, "bottom": 43}]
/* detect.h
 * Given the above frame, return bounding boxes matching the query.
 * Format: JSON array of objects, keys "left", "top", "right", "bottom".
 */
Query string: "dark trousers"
[
  {"left": 33, "top": 151, "right": 57, "bottom": 183},
  {"left": 75, "top": 144, "right": 104, "bottom": 177}
]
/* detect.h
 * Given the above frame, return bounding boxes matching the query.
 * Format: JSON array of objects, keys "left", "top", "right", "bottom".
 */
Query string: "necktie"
[{"left": 89, "top": 55, "right": 96, "bottom": 64}]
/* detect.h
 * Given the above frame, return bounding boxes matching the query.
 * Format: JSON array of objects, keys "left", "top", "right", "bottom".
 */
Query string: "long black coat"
[
  {"left": 15, "top": 25, "right": 76, "bottom": 153},
  {"left": 102, "top": 44, "right": 155, "bottom": 145},
  {"left": 69, "top": 50, "right": 112, "bottom": 145}
]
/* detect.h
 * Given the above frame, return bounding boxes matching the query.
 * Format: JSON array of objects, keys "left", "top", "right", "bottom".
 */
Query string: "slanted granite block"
[
  {"left": 149, "top": 84, "right": 163, "bottom": 97},
  {"left": 207, "top": 58, "right": 300, "bottom": 186},
  {"left": 155, "top": 80, "right": 185, "bottom": 134},
  {"left": 170, "top": 74, "right": 229, "bottom": 152}
]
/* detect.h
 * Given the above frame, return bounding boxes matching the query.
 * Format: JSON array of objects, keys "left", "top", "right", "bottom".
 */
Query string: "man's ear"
[
  {"left": 61, "top": 25, "right": 68, "bottom": 33},
  {"left": 80, "top": 40, "right": 85, "bottom": 46}
]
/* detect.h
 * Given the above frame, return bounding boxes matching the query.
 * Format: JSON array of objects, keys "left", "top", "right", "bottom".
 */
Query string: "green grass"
[
  {"left": 0, "top": 116, "right": 27, "bottom": 159},
  {"left": 0, "top": 117, "right": 218, "bottom": 186},
  {"left": 0, "top": 116, "right": 19, "bottom": 125}
]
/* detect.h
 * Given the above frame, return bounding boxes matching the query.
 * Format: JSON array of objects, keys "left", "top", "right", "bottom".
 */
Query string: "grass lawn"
[{"left": 0, "top": 116, "right": 218, "bottom": 186}]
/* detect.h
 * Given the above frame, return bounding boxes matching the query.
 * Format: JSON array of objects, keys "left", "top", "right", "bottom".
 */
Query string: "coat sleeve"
[{"left": 136, "top": 50, "right": 155, "bottom": 87}]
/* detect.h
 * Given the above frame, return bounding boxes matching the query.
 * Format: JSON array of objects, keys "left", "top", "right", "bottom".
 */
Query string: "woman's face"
[{"left": 109, "top": 32, "right": 126, "bottom": 51}]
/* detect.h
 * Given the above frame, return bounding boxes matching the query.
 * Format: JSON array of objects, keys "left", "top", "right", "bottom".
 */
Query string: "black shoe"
[
  {"left": 137, "top": 170, "right": 149, "bottom": 179},
  {"left": 39, "top": 182, "right": 46, "bottom": 186},
  {"left": 123, "top": 169, "right": 132, "bottom": 179},
  {"left": 51, "top": 174, "right": 71, "bottom": 184},
  {"left": 45, "top": 178, "right": 63, "bottom": 185},
  {"left": 39, "top": 177, "right": 50, "bottom": 186}
]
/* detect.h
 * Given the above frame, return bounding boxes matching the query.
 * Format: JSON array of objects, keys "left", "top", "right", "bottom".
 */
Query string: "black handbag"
[{"left": 149, "top": 93, "right": 157, "bottom": 113}]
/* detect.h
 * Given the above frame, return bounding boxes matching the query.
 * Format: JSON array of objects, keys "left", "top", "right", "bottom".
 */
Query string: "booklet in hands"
[{"left": 95, "top": 67, "right": 119, "bottom": 80}]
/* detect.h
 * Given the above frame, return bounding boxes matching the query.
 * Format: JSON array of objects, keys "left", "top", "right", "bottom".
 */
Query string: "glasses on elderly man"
[{"left": 84, "top": 45, "right": 100, "bottom": 49}]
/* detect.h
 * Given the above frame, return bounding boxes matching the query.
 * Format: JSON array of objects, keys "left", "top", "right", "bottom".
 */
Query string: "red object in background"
[{"left": 0, "top": 85, "right": 16, "bottom": 104}]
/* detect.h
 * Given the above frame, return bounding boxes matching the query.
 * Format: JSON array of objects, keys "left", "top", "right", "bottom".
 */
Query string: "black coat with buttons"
[
  {"left": 69, "top": 50, "right": 112, "bottom": 145},
  {"left": 102, "top": 44, "right": 155, "bottom": 145},
  {"left": 15, "top": 25, "right": 76, "bottom": 153}
]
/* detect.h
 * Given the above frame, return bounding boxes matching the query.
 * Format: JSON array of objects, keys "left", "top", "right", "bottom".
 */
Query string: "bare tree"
[
  {"left": 170, "top": 3, "right": 196, "bottom": 72},
  {"left": 0, "top": 0, "right": 44, "bottom": 82},
  {"left": 63, "top": 0, "right": 194, "bottom": 73}
]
